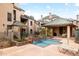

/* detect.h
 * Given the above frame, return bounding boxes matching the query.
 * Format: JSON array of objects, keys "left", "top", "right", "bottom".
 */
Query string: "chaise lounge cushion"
[{"left": 58, "top": 45, "right": 79, "bottom": 56}]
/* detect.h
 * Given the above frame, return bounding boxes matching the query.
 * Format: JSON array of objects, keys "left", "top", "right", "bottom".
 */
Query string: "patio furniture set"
[{"left": 58, "top": 45, "right": 79, "bottom": 56}]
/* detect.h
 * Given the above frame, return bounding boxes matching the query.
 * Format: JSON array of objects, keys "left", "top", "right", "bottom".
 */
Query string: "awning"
[
  {"left": 11, "top": 21, "right": 27, "bottom": 27},
  {"left": 21, "top": 15, "right": 29, "bottom": 20}
]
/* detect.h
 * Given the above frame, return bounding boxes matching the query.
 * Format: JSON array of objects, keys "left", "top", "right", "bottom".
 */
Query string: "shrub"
[
  {"left": 34, "top": 31, "right": 40, "bottom": 35},
  {"left": 0, "top": 37, "right": 13, "bottom": 49}
]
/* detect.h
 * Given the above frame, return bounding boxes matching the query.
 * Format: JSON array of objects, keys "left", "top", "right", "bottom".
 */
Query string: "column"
[
  {"left": 51, "top": 28, "right": 53, "bottom": 36},
  {"left": 50, "top": 29, "right": 52, "bottom": 36},
  {"left": 67, "top": 26, "right": 70, "bottom": 38},
  {"left": 45, "top": 27, "right": 47, "bottom": 36},
  {"left": 67, "top": 26, "right": 70, "bottom": 45},
  {"left": 52, "top": 28, "right": 53, "bottom": 36}
]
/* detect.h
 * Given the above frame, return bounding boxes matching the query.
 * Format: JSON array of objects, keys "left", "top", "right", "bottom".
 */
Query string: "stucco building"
[
  {"left": 22, "top": 15, "right": 40, "bottom": 35},
  {"left": 0, "top": 3, "right": 27, "bottom": 40},
  {"left": 0, "top": 3, "right": 40, "bottom": 40},
  {"left": 39, "top": 12, "right": 79, "bottom": 38}
]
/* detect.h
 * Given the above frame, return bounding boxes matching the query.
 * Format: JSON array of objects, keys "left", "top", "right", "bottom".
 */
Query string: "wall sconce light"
[{"left": 3, "top": 24, "right": 5, "bottom": 27}]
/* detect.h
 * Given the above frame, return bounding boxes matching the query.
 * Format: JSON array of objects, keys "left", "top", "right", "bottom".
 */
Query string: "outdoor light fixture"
[{"left": 3, "top": 24, "right": 5, "bottom": 27}]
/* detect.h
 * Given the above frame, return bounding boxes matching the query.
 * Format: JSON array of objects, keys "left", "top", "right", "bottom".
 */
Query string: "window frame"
[
  {"left": 30, "top": 21, "right": 33, "bottom": 26},
  {"left": 13, "top": 10, "right": 16, "bottom": 20},
  {"left": 7, "top": 12, "right": 12, "bottom": 21}
]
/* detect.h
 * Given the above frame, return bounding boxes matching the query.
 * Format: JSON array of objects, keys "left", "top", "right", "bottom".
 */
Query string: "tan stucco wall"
[
  {"left": 27, "top": 19, "right": 35, "bottom": 34},
  {"left": 0, "top": 3, "right": 14, "bottom": 32},
  {"left": 13, "top": 7, "right": 24, "bottom": 34},
  {"left": 34, "top": 23, "right": 39, "bottom": 32},
  {"left": 13, "top": 5, "right": 25, "bottom": 39},
  {"left": 33, "top": 21, "right": 38, "bottom": 32},
  {"left": 0, "top": 3, "right": 24, "bottom": 31},
  {"left": 14, "top": 8, "right": 24, "bottom": 22},
  {"left": 0, "top": 3, "right": 39, "bottom": 37},
  {"left": 0, "top": 3, "right": 24, "bottom": 38},
  {"left": 27, "top": 19, "right": 39, "bottom": 35}
]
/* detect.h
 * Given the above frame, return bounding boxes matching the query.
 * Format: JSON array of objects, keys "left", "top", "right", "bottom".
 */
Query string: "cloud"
[
  {"left": 73, "top": 9, "right": 79, "bottom": 16},
  {"left": 64, "top": 3, "right": 79, "bottom": 7},
  {"left": 46, "top": 5, "right": 55, "bottom": 14},
  {"left": 24, "top": 9, "right": 31, "bottom": 15},
  {"left": 19, "top": 3, "right": 28, "bottom": 6},
  {"left": 64, "top": 3, "right": 69, "bottom": 6},
  {"left": 75, "top": 3, "right": 79, "bottom": 6},
  {"left": 46, "top": 5, "right": 51, "bottom": 10},
  {"left": 24, "top": 10, "right": 40, "bottom": 20},
  {"left": 24, "top": 10, "right": 48, "bottom": 20},
  {"left": 30, "top": 12, "right": 48, "bottom": 20}
]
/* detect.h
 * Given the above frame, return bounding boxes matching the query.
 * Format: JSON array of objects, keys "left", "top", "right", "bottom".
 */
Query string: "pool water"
[{"left": 33, "top": 39, "right": 61, "bottom": 47}]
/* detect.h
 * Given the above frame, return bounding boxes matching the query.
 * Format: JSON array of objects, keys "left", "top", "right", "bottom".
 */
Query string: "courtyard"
[
  {"left": 0, "top": 37, "right": 79, "bottom": 56},
  {"left": 0, "top": 3, "right": 79, "bottom": 56}
]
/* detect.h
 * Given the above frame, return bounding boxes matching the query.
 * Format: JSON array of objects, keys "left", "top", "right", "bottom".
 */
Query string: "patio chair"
[{"left": 58, "top": 45, "right": 79, "bottom": 56}]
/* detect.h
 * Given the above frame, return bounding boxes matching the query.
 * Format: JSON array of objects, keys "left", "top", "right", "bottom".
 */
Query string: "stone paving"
[{"left": 0, "top": 37, "right": 79, "bottom": 56}]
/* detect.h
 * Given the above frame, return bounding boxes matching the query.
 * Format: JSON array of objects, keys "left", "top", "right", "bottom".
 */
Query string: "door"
[
  {"left": 59, "top": 27, "right": 63, "bottom": 35},
  {"left": 59, "top": 27, "right": 67, "bottom": 36}
]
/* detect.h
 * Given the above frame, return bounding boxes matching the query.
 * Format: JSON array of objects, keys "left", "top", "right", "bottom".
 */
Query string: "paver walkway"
[
  {"left": 0, "top": 37, "right": 78, "bottom": 56},
  {"left": 0, "top": 44, "right": 67, "bottom": 56}
]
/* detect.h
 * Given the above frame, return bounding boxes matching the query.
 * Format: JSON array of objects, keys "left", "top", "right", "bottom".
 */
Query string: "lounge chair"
[{"left": 58, "top": 45, "right": 79, "bottom": 56}]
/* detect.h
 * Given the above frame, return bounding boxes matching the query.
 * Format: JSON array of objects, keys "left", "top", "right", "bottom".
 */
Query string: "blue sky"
[{"left": 19, "top": 3, "right": 79, "bottom": 20}]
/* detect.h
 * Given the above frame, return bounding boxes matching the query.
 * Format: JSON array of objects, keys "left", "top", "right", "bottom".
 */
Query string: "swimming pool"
[{"left": 33, "top": 39, "right": 61, "bottom": 47}]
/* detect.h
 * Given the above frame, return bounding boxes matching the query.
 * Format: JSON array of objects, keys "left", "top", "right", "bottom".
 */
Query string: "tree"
[{"left": 29, "top": 16, "right": 34, "bottom": 20}]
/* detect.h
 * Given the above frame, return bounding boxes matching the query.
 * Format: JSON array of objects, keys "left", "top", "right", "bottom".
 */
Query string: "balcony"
[{"left": 21, "top": 15, "right": 28, "bottom": 24}]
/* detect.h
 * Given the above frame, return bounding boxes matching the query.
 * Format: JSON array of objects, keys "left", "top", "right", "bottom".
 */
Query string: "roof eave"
[
  {"left": 43, "top": 23, "right": 76, "bottom": 27},
  {"left": 13, "top": 4, "right": 25, "bottom": 12}
]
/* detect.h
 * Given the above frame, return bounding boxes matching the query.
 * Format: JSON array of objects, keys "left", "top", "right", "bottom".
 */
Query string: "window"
[
  {"left": 7, "top": 13, "right": 12, "bottom": 21},
  {"left": 7, "top": 25, "right": 12, "bottom": 36},
  {"left": 13, "top": 10, "right": 16, "bottom": 20},
  {"left": 30, "top": 21, "right": 33, "bottom": 26},
  {"left": 7, "top": 25, "right": 12, "bottom": 29}
]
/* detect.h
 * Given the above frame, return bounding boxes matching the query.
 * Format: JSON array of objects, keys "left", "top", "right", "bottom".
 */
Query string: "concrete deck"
[{"left": 0, "top": 37, "right": 79, "bottom": 56}]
